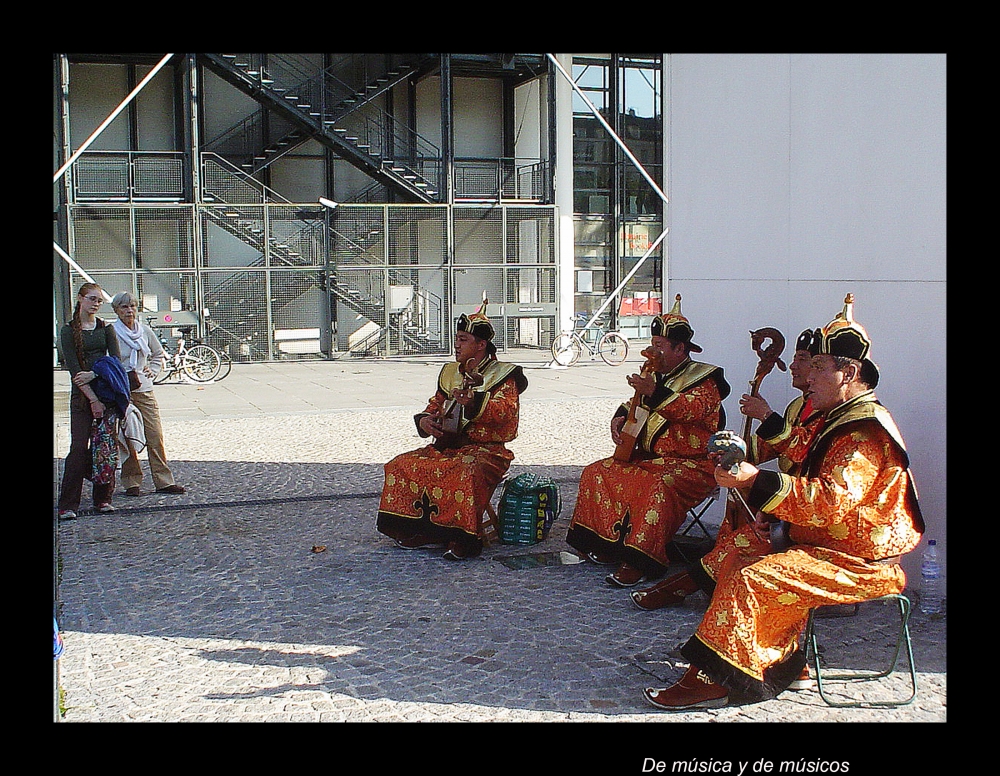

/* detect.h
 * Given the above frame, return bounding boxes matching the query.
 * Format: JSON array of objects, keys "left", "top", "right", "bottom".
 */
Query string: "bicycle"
[
  {"left": 551, "top": 315, "right": 629, "bottom": 366},
  {"left": 152, "top": 325, "right": 228, "bottom": 384}
]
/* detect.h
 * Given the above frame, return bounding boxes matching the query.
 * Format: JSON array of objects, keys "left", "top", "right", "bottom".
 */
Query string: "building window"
[{"left": 572, "top": 54, "right": 662, "bottom": 333}]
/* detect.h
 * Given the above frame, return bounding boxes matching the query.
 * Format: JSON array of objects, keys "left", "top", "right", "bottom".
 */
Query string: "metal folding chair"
[
  {"left": 670, "top": 487, "right": 720, "bottom": 564},
  {"left": 804, "top": 593, "right": 918, "bottom": 707}
]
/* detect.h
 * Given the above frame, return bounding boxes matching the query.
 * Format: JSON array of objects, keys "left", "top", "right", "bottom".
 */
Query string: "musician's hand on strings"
[
  {"left": 419, "top": 413, "right": 445, "bottom": 438},
  {"left": 714, "top": 460, "right": 759, "bottom": 490},
  {"left": 610, "top": 415, "right": 625, "bottom": 445},
  {"left": 739, "top": 393, "right": 772, "bottom": 421},
  {"left": 626, "top": 371, "right": 656, "bottom": 397}
]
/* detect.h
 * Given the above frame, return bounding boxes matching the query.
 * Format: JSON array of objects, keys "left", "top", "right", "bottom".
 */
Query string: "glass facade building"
[
  {"left": 571, "top": 54, "right": 663, "bottom": 339},
  {"left": 53, "top": 53, "right": 664, "bottom": 362}
]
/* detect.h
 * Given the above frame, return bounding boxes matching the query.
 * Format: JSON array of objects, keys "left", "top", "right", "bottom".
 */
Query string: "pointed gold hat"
[
  {"left": 650, "top": 294, "right": 702, "bottom": 353},
  {"left": 813, "top": 293, "right": 879, "bottom": 387}
]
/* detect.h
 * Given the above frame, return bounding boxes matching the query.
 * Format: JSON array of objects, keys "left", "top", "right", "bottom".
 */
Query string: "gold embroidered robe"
[
  {"left": 376, "top": 358, "right": 526, "bottom": 544},
  {"left": 566, "top": 358, "right": 728, "bottom": 576},
  {"left": 681, "top": 391, "right": 924, "bottom": 701},
  {"left": 697, "top": 395, "right": 824, "bottom": 583}
]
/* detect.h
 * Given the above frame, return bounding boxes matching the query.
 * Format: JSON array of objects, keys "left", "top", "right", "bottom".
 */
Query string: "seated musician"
[
  {"left": 376, "top": 297, "right": 528, "bottom": 560},
  {"left": 565, "top": 294, "right": 730, "bottom": 587},
  {"left": 643, "top": 294, "right": 924, "bottom": 710},
  {"left": 630, "top": 327, "right": 825, "bottom": 611}
]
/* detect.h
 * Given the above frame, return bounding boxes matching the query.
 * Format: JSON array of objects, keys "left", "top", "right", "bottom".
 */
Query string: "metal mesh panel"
[
  {"left": 133, "top": 155, "right": 185, "bottom": 199},
  {"left": 135, "top": 207, "right": 195, "bottom": 270},
  {"left": 135, "top": 272, "right": 199, "bottom": 331},
  {"left": 505, "top": 266, "right": 558, "bottom": 305},
  {"left": 503, "top": 265, "right": 557, "bottom": 350},
  {"left": 201, "top": 156, "right": 266, "bottom": 205},
  {"left": 453, "top": 267, "right": 505, "bottom": 314},
  {"left": 69, "top": 206, "right": 133, "bottom": 270},
  {"left": 454, "top": 206, "right": 503, "bottom": 264},
  {"left": 269, "top": 206, "right": 324, "bottom": 268},
  {"left": 333, "top": 205, "right": 385, "bottom": 266},
  {"left": 201, "top": 269, "right": 270, "bottom": 361},
  {"left": 506, "top": 206, "right": 556, "bottom": 263},
  {"left": 201, "top": 206, "right": 265, "bottom": 268},
  {"left": 332, "top": 267, "right": 386, "bottom": 355},
  {"left": 515, "top": 160, "right": 549, "bottom": 200},
  {"left": 505, "top": 313, "right": 557, "bottom": 350},
  {"left": 270, "top": 269, "right": 327, "bottom": 360},
  {"left": 455, "top": 161, "right": 498, "bottom": 199},
  {"left": 73, "top": 155, "right": 129, "bottom": 200},
  {"left": 387, "top": 265, "right": 448, "bottom": 356},
  {"left": 387, "top": 205, "right": 447, "bottom": 266}
]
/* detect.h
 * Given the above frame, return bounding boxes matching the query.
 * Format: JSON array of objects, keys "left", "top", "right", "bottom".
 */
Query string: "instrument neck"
[
  {"left": 741, "top": 376, "right": 763, "bottom": 462},
  {"left": 627, "top": 360, "right": 656, "bottom": 421}
]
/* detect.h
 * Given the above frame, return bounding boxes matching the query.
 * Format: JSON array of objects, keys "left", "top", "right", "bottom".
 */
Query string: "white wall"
[
  {"left": 415, "top": 76, "right": 504, "bottom": 157},
  {"left": 664, "top": 53, "right": 946, "bottom": 582}
]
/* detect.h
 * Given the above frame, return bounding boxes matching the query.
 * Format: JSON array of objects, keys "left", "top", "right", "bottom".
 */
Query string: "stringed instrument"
[
  {"left": 613, "top": 349, "right": 656, "bottom": 463},
  {"left": 724, "top": 327, "right": 786, "bottom": 530},
  {"left": 435, "top": 357, "right": 485, "bottom": 448}
]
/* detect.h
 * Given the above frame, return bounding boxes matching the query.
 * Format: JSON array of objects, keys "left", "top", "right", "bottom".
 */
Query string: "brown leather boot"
[
  {"left": 630, "top": 572, "right": 699, "bottom": 611},
  {"left": 788, "top": 666, "right": 813, "bottom": 691},
  {"left": 606, "top": 562, "right": 645, "bottom": 587},
  {"left": 643, "top": 665, "right": 729, "bottom": 710}
]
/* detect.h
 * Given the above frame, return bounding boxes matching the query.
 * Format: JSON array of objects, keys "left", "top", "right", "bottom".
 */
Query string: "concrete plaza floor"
[{"left": 53, "top": 349, "right": 945, "bottom": 741}]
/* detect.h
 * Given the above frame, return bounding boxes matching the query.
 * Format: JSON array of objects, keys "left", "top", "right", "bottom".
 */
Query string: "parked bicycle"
[
  {"left": 152, "top": 325, "right": 231, "bottom": 384},
  {"left": 551, "top": 315, "right": 629, "bottom": 366}
]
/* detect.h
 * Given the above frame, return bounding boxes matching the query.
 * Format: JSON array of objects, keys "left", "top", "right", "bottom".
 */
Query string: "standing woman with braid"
[{"left": 57, "top": 282, "right": 122, "bottom": 520}]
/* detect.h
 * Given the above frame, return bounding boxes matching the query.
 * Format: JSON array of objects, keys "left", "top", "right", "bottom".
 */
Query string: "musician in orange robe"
[
  {"left": 376, "top": 301, "right": 527, "bottom": 560},
  {"left": 630, "top": 329, "right": 824, "bottom": 611},
  {"left": 643, "top": 295, "right": 924, "bottom": 710},
  {"left": 565, "top": 295, "right": 730, "bottom": 587}
]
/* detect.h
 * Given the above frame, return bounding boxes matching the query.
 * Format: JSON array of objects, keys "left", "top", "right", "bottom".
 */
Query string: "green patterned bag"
[{"left": 497, "top": 473, "right": 561, "bottom": 545}]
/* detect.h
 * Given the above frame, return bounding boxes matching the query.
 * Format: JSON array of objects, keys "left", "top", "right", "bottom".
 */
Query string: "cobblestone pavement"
[{"left": 53, "top": 351, "right": 946, "bottom": 736}]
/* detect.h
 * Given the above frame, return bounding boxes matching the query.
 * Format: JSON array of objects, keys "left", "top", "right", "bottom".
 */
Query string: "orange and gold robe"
[
  {"left": 694, "top": 395, "right": 824, "bottom": 586},
  {"left": 681, "top": 391, "right": 924, "bottom": 702},
  {"left": 566, "top": 358, "right": 729, "bottom": 577},
  {"left": 376, "top": 356, "right": 527, "bottom": 553}
]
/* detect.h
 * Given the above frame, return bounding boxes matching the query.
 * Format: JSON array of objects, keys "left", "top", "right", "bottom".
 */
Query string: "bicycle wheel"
[
  {"left": 153, "top": 362, "right": 174, "bottom": 384},
  {"left": 598, "top": 332, "right": 629, "bottom": 366},
  {"left": 215, "top": 350, "right": 233, "bottom": 381},
  {"left": 551, "top": 332, "right": 583, "bottom": 366},
  {"left": 182, "top": 345, "right": 223, "bottom": 382}
]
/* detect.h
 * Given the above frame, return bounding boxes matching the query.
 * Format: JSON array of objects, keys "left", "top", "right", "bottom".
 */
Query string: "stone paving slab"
[{"left": 53, "top": 354, "right": 946, "bottom": 743}]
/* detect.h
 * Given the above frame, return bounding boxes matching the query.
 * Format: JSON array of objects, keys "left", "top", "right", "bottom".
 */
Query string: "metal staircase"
[
  {"left": 205, "top": 110, "right": 310, "bottom": 176},
  {"left": 200, "top": 154, "right": 443, "bottom": 356},
  {"left": 200, "top": 53, "right": 442, "bottom": 203}
]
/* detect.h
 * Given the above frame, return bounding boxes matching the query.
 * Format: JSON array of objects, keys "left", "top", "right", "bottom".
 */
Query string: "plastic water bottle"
[{"left": 919, "top": 539, "right": 944, "bottom": 616}]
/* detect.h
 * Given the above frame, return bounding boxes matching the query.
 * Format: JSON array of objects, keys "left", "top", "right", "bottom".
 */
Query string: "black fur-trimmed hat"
[
  {"left": 796, "top": 328, "right": 818, "bottom": 355},
  {"left": 814, "top": 293, "right": 879, "bottom": 387},
  {"left": 650, "top": 294, "right": 702, "bottom": 353},
  {"left": 456, "top": 292, "right": 495, "bottom": 341}
]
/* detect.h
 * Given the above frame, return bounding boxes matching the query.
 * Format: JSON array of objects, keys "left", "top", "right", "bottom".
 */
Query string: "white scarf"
[{"left": 113, "top": 318, "right": 151, "bottom": 372}]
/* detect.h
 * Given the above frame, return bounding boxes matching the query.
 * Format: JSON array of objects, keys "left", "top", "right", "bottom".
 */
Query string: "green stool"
[{"left": 804, "top": 593, "right": 917, "bottom": 708}]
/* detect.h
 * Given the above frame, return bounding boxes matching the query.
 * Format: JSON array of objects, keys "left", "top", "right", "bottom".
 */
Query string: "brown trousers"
[
  {"left": 58, "top": 393, "right": 115, "bottom": 511},
  {"left": 120, "top": 390, "right": 176, "bottom": 491}
]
